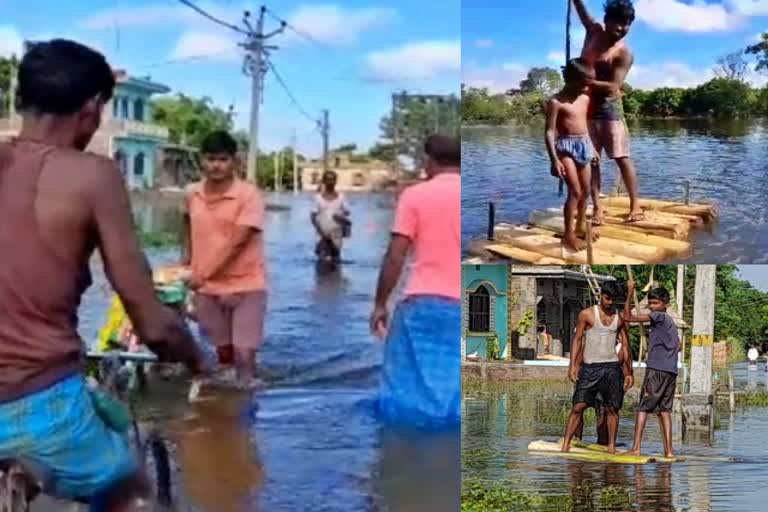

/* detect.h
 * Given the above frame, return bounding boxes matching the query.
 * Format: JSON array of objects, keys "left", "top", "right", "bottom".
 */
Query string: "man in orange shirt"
[
  {"left": 370, "top": 134, "right": 460, "bottom": 427},
  {"left": 183, "top": 131, "right": 267, "bottom": 388}
]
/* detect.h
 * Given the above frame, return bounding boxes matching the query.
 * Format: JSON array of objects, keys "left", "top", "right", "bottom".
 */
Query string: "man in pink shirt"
[
  {"left": 183, "top": 131, "right": 267, "bottom": 388},
  {"left": 370, "top": 134, "right": 460, "bottom": 427}
]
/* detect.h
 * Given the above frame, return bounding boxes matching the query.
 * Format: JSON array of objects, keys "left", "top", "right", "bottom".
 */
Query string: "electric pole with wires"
[
  {"left": 240, "top": 7, "right": 286, "bottom": 184},
  {"left": 321, "top": 109, "right": 330, "bottom": 172}
]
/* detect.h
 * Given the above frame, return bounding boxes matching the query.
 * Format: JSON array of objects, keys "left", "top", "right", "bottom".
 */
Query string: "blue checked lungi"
[
  {"left": 377, "top": 295, "right": 460, "bottom": 429},
  {"left": 0, "top": 374, "right": 137, "bottom": 505}
]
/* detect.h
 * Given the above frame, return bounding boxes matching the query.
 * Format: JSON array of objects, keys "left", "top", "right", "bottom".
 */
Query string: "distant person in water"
[
  {"left": 748, "top": 345, "right": 759, "bottom": 364},
  {"left": 562, "top": 281, "right": 633, "bottom": 454},
  {"left": 371, "top": 134, "right": 460, "bottom": 428},
  {"left": 573, "top": 0, "right": 643, "bottom": 223},
  {"left": 622, "top": 281, "right": 679, "bottom": 458},
  {"left": 545, "top": 58, "right": 599, "bottom": 252},
  {"left": 183, "top": 130, "right": 267, "bottom": 389},
  {"left": 311, "top": 170, "right": 351, "bottom": 265}
]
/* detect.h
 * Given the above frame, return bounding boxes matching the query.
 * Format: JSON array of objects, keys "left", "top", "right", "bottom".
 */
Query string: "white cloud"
[
  {"left": 635, "top": 0, "right": 743, "bottom": 32},
  {"left": 462, "top": 62, "right": 528, "bottom": 94},
  {"left": 283, "top": 5, "right": 397, "bottom": 46},
  {"left": 475, "top": 38, "right": 494, "bottom": 48},
  {"left": 547, "top": 51, "right": 566, "bottom": 63},
  {"left": 628, "top": 61, "right": 714, "bottom": 88},
  {"left": 170, "top": 30, "right": 239, "bottom": 61},
  {"left": 728, "top": 0, "right": 768, "bottom": 16},
  {"left": 0, "top": 25, "right": 23, "bottom": 58},
  {"left": 365, "top": 40, "right": 459, "bottom": 81}
]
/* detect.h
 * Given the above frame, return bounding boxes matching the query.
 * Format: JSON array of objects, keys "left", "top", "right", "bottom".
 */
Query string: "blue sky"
[
  {"left": 0, "top": 0, "right": 460, "bottom": 157},
  {"left": 738, "top": 265, "right": 768, "bottom": 291},
  {"left": 463, "top": 0, "right": 768, "bottom": 93}
]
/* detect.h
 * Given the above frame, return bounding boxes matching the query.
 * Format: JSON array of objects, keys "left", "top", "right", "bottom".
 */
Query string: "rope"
[{"left": 558, "top": 0, "right": 572, "bottom": 197}]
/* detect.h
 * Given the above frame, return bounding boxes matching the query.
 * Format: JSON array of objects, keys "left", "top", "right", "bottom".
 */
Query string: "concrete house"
[{"left": 461, "top": 265, "right": 615, "bottom": 361}]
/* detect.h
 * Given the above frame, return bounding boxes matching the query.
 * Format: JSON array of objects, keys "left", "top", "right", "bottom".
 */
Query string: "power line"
[
  {"left": 265, "top": 58, "right": 320, "bottom": 126},
  {"left": 135, "top": 51, "right": 234, "bottom": 70},
  {"left": 263, "top": 7, "right": 325, "bottom": 48},
  {"left": 175, "top": 0, "right": 247, "bottom": 34}
]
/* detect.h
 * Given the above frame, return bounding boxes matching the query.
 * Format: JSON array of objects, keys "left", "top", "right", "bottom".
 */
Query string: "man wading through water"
[
  {"left": 573, "top": 0, "right": 644, "bottom": 223},
  {"left": 0, "top": 40, "right": 207, "bottom": 511},
  {"left": 562, "top": 282, "right": 633, "bottom": 453}
]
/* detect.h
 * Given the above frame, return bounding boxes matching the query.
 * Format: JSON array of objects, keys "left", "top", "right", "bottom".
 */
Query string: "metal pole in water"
[
  {"left": 728, "top": 370, "right": 735, "bottom": 413},
  {"left": 487, "top": 202, "right": 496, "bottom": 240}
]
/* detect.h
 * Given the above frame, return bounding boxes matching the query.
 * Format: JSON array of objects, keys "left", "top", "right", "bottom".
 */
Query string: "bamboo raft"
[{"left": 468, "top": 195, "right": 718, "bottom": 264}]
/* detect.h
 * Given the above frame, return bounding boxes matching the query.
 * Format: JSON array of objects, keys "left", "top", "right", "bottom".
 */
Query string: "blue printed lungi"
[
  {"left": 0, "top": 374, "right": 137, "bottom": 504},
  {"left": 377, "top": 295, "right": 460, "bottom": 429}
]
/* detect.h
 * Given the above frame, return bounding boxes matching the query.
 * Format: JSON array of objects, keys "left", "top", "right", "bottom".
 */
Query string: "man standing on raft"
[
  {"left": 562, "top": 281, "right": 633, "bottom": 454},
  {"left": 573, "top": 0, "right": 644, "bottom": 223}
]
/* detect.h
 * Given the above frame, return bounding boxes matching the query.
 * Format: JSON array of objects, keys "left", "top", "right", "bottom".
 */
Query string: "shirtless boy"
[
  {"left": 545, "top": 58, "right": 597, "bottom": 252},
  {"left": 573, "top": 0, "right": 643, "bottom": 223}
]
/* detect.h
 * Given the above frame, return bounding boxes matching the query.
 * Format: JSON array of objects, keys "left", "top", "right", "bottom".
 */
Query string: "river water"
[
  {"left": 461, "top": 120, "right": 768, "bottom": 263},
  {"left": 462, "top": 362, "right": 768, "bottom": 512},
  {"left": 33, "top": 192, "right": 459, "bottom": 512}
]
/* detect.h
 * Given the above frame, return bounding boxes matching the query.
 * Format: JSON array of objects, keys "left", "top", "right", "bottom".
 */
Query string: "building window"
[
  {"left": 121, "top": 98, "right": 129, "bottom": 119},
  {"left": 113, "top": 97, "right": 119, "bottom": 118},
  {"left": 114, "top": 150, "right": 126, "bottom": 175},
  {"left": 134, "top": 152, "right": 145, "bottom": 176},
  {"left": 133, "top": 98, "right": 145, "bottom": 122},
  {"left": 469, "top": 286, "right": 491, "bottom": 332},
  {"left": 334, "top": 157, "right": 341, "bottom": 168},
  {"left": 310, "top": 172, "right": 319, "bottom": 185},
  {"left": 352, "top": 172, "right": 365, "bottom": 187}
]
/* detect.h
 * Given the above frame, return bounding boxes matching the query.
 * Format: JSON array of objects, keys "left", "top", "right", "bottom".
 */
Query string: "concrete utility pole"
[
  {"left": 273, "top": 150, "right": 280, "bottom": 192},
  {"left": 391, "top": 91, "right": 403, "bottom": 182},
  {"left": 292, "top": 129, "right": 298, "bottom": 195},
  {"left": 8, "top": 54, "right": 17, "bottom": 118},
  {"left": 677, "top": 264, "right": 685, "bottom": 364},
  {"left": 241, "top": 7, "right": 285, "bottom": 185},
  {"left": 321, "top": 109, "right": 330, "bottom": 172},
  {"left": 683, "top": 265, "right": 716, "bottom": 437}
]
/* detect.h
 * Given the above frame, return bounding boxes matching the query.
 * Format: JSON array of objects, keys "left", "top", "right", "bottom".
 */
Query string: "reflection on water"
[
  {"left": 462, "top": 119, "right": 768, "bottom": 263},
  {"left": 71, "top": 192, "right": 456, "bottom": 511},
  {"left": 462, "top": 364, "right": 768, "bottom": 511}
]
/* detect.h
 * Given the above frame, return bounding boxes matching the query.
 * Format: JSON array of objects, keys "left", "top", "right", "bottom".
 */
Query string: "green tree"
[
  {"left": 0, "top": 56, "right": 19, "bottom": 117},
  {"left": 368, "top": 142, "right": 395, "bottom": 162},
  {"left": 519, "top": 67, "right": 563, "bottom": 96},
  {"left": 333, "top": 143, "right": 357, "bottom": 153},
  {"left": 746, "top": 32, "right": 768, "bottom": 73},
  {"left": 689, "top": 78, "right": 754, "bottom": 117},
  {"left": 714, "top": 51, "right": 749, "bottom": 80},
  {"left": 642, "top": 87, "right": 685, "bottom": 117},
  {"left": 621, "top": 84, "right": 648, "bottom": 118},
  {"left": 151, "top": 94, "right": 234, "bottom": 148},
  {"left": 378, "top": 95, "right": 460, "bottom": 173}
]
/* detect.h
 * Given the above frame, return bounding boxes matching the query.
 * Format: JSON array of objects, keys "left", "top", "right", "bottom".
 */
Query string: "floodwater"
[
  {"left": 462, "top": 362, "right": 768, "bottom": 512},
  {"left": 34, "top": 192, "right": 459, "bottom": 512},
  {"left": 461, "top": 120, "right": 768, "bottom": 263}
]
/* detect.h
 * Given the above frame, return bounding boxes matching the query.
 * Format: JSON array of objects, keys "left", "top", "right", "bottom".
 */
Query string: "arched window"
[
  {"left": 469, "top": 286, "right": 491, "bottom": 332},
  {"left": 352, "top": 172, "right": 365, "bottom": 187},
  {"left": 133, "top": 98, "right": 145, "bottom": 121},
  {"left": 134, "top": 152, "right": 145, "bottom": 176},
  {"left": 114, "top": 150, "right": 126, "bottom": 176},
  {"left": 121, "top": 98, "right": 129, "bottom": 119}
]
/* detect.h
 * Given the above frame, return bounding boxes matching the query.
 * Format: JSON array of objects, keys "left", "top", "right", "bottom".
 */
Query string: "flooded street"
[
  {"left": 461, "top": 120, "right": 768, "bottom": 263},
  {"left": 462, "top": 363, "right": 768, "bottom": 512},
  {"left": 61, "top": 192, "right": 459, "bottom": 512}
]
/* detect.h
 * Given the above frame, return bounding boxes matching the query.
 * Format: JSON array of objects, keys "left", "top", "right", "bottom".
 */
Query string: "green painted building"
[{"left": 462, "top": 265, "right": 615, "bottom": 361}]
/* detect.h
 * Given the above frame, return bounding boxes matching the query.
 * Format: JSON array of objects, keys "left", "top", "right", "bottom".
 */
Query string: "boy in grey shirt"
[{"left": 622, "top": 280, "right": 680, "bottom": 458}]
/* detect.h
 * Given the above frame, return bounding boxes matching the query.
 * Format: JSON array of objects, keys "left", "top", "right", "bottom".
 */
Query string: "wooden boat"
[{"left": 467, "top": 195, "right": 715, "bottom": 265}]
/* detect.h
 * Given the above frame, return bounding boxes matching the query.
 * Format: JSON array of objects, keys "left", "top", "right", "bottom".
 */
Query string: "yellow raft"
[{"left": 527, "top": 439, "right": 677, "bottom": 464}]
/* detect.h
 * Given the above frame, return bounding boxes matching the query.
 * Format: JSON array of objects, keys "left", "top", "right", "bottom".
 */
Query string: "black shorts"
[
  {"left": 638, "top": 368, "right": 677, "bottom": 413},
  {"left": 572, "top": 362, "right": 624, "bottom": 410}
]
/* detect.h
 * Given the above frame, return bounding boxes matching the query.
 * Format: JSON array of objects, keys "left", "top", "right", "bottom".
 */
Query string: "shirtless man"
[
  {"left": 562, "top": 281, "right": 633, "bottom": 454},
  {"left": 573, "top": 0, "right": 644, "bottom": 223},
  {"left": 0, "top": 40, "right": 206, "bottom": 510},
  {"left": 545, "top": 58, "right": 598, "bottom": 252}
]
